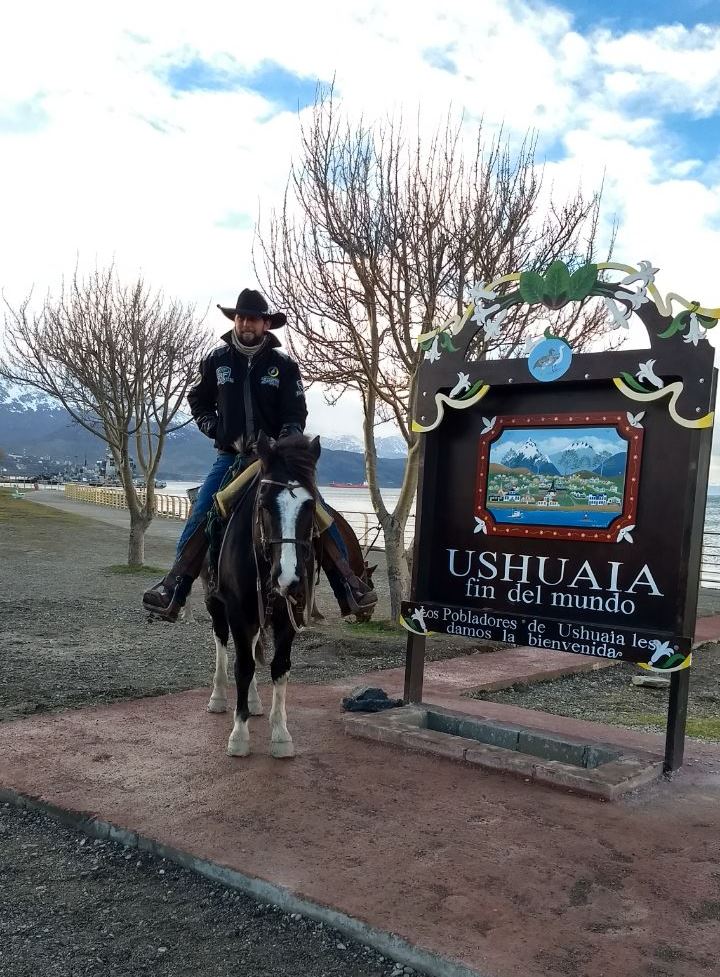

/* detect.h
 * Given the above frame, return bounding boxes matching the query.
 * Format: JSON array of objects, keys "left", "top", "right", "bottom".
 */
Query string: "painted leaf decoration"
[
  {"left": 567, "top": 263, "right": 598, "bottom": 301},
  {"left": 698, "top": 314, "right": 718, "bottom": 329},
  {"left": 439, "top": 332, "right": 458, "bottom": 352},
  {"left": 542, "top": 261, "right": 572, "bottom": 303},
  {"left": 542, "top": 327, "right": 572, "bottom": 348},
  {"left": 658, "top": 310, "right": 688, "bottom": 339},
  {"left": 461, "top": 379, "right": 486, "bottom": 400},
  {"left": 654, "top": 653, "right": 686, "bottom": 671},
  {"left": 619, "top": 371, "right": 650, "bottom": 393},
  {"left": 518, "top": 271, "right": 545, "bottom": 305}
]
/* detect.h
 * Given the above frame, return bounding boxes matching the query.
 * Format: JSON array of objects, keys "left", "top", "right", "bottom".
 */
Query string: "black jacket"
[{"left": 187, "top": 331, "right": 307, "bottom": 452}]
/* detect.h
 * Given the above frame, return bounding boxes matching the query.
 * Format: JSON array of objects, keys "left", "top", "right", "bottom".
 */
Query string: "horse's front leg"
[
  {"left": 247, "top": 632, "right": 264, "bottom": 716},
  {"left": 227, "top": 619, "right": 259, "bottom": 757},
  {"left": 269, "top": 608, "right": 295, "bottom": 759},
  {"left": 206, "top": 599, "right": 230, "bottom": 713}
]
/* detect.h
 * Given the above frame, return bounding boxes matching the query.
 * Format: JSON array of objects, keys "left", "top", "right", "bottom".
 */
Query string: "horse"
[
  {"left": 205, "top": 431, "right": 320, "bottom": 759},
  {"left": 312, "top": 504, "right": 378, "bottom": 622}
]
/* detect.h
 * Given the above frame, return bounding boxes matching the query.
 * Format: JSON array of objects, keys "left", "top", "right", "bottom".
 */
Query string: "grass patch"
[
  {"left": 618, "top": 712, "right": 666, "bottom": 731},
  {"left": 686, "top": 717, "right": 720, "bottom": 741},
  {"left": 616, "top": 712, "right": 720, "bottom": 741},
  {"left": 0, "top": 489, "right": 85, "bottom": 525},
  {"left": 106, "top": 564, "right": 166, "bottom": 576},
  {"left": 342, "top": 618, "right": 400, "bottom": 636}
]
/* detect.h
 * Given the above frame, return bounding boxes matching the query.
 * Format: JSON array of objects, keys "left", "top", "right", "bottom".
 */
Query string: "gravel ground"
[
  {"left": 0, "top": 491, "right": 494, "bottom": 723},
  {"left": 471, "top": 644, "right": 720, "bottom": 740},
  {"left": 0, "top": 803, "right": 409, "bottom": 977}
]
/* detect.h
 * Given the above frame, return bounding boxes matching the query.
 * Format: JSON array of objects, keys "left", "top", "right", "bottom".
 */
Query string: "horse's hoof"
[
  {"left": 207, "top": 698, "right": 227, "bottom": 713},
  {"left": 271, "top": 740, "right": 295, "bottom": 759},
  {"left": 248, "top": 702, "right": 264, "bottom": 717},
  {"left": 227, "top": 738, "right": 251, "bottom": 757}
]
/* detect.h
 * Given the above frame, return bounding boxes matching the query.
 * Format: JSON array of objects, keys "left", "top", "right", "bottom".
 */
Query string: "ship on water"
[{"left": 329, "top": 480, "right": 369, "bottom": 488}]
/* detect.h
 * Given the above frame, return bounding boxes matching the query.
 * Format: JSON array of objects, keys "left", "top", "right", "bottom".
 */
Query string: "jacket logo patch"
[
  {"left": 261, "top": 366, "right": 280, "bottom": 388},
  {"left": 216, "top": 366, "right": 233, "bottom": 385}
]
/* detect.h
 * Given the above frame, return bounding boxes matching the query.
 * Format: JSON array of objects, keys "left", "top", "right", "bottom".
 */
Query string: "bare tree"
[
  {"left": 1, "top": 266, "right": 212, "bottom": 565},
  {"left": 257, "top": 94, "right": 610, "bottom": 619}
]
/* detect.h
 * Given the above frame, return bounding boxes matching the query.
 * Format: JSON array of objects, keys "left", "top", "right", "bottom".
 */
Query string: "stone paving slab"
[
  {"left": 1, "top": 685, "right": 719, "bottom": 977},
  {"left": 341, "top": 646, "right": 619, "bottom": 698},
  {"left": 694, "top": 614, "right": 720, "bottom": 643}
]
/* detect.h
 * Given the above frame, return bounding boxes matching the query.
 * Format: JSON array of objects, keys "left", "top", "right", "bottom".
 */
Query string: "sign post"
[{"left": 401, "top": 259, "right": 717, "bottom": 773}]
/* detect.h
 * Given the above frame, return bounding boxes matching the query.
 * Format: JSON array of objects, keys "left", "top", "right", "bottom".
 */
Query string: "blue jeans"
[
  {"left": 175, "top": 450, "right": 348, "bottom": 560},
  {"left": 176, "top": 451, "right": 236, "bottom": 556}
]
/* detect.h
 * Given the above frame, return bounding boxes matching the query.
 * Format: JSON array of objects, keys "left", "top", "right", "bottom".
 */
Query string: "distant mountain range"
[
  {"left": 0, "top": 382, "right": 408, "bottom": 487},
  {"left": 497, "top": 438, "right": 557, "bottom": 475},
  {"left": 495, "top": 436, "right": 625, "bottom": 477}
]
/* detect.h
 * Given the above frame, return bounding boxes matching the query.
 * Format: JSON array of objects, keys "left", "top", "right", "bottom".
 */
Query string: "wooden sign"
[{"left": 401, "top": 259, "right": 718, "bottom": 770}]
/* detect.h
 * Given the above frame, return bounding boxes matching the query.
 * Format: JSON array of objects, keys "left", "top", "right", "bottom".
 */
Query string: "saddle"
[{"left": 212, "top": 458, "right": 334, "bottom": 531}]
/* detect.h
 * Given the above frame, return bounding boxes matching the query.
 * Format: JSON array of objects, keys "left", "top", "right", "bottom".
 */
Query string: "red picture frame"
[{"left": 474, "top": 411, "right": 643, "bottom": 542}]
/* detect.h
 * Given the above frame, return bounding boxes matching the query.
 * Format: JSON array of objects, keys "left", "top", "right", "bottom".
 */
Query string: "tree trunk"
[
  {"left": 383, "top": 517, "right": 410, "bottom": 622},
  {"left": 128, "top": 511, "right": 150, "bottom": 567}
]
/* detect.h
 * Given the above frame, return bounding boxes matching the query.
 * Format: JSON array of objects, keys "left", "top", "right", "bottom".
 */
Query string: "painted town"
[{"left": 485, "top": 427, "right": 629, "bottom": 528}]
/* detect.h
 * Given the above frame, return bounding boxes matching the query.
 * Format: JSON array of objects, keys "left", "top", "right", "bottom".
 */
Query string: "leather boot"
[
  {"left": 321, "top": 535, "right": 378, "bottom": 616},
  {"left": 142, "top": 522, "right": 209, "bottom": 621}
]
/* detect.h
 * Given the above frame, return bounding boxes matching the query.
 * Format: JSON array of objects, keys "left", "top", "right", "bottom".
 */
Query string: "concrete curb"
[
  {"left": 344, "top": 705, "right": 664, "bottom": 800},
  {"left": 0, "top": 786, "right": 490, "bottom": 977}
]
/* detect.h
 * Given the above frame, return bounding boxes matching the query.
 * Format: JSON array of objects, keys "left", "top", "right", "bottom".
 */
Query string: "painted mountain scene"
[{"left": 485, "top": 426, "right": 630, "bottom": 529}]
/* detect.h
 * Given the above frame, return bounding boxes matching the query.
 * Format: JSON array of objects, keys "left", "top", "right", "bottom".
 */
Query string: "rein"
[{"left": 253, "top": 477, "right": 318, "bottom": 635}]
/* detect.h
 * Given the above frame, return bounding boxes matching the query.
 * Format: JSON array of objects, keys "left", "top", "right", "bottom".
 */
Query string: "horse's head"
[{"left": 255, "top": 431, "right": 321, "bottom": 603}]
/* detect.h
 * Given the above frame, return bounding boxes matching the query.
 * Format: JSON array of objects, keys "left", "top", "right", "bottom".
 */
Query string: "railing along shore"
[
  {"left": 1, "top": 481, "right": 410, "bottom": 551},
  {"left": 4, "top": 481, "right": 720, "bottom": 585}
]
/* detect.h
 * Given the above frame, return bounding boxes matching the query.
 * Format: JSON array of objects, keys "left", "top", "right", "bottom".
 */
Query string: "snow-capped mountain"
[
  {"left": 376, "top": 436, "right": 408, "bottom": 458},
  {"left": 0, "top": 380, "right": 61, "bottom": 413},
  {"left": 498, "top": 438, "right": 558, "bottom": 474},
  {"left": 317, "top": 433, "right": 407, "bottom": 458},
  {"left": 551, "top": 440, "right": 611, "bottom": 475},
  {"left": 0, "top": 381, "right": 407, "bottom": 484},
  {"left": 317, "top": 433, "right": 364, "bottom": 453}
]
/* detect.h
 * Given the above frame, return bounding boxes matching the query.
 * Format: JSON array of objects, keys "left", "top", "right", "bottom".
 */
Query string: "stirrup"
[
  {"left": 145, "top": 600, "right": 184, "bottom": 622},
  {"left": 142, "top": 578, "right": 175, "bottom": 609},
  {"left": 343, "top": 581, "right": 378, "bottom": 615}
]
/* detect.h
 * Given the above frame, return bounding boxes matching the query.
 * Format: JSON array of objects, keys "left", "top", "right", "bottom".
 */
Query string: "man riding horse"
[{"left": 142, "top": 288, "right": 377, "bottom": 621}]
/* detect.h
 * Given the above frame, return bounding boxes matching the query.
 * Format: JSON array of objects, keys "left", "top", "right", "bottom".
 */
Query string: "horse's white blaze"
[
  {"left": 207, "top": 632, "right": 229, "bottom": 713},
  {"left": 269, "top": 673, "right": 294, "bottom": 758},
  {"left": 227, "top": 710, "right": 250, "bottom": 757},
  {"left": 275, "top": 482, "right": 312, "bottom": 594}
]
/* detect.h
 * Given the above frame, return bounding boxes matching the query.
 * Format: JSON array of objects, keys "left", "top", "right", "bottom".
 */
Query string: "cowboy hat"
[{"left": 217, "top": 288, "right": 287, "bottom": 329}]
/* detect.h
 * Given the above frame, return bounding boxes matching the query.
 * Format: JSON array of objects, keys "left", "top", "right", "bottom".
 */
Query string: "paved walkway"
[
  {"left": 6, "top": 489, "right": 720, "bottom": 975},
  {"left": 1, "top": 686, "right": 719, "bottom": 977},
  {"left": 25, "top": 489, "right": 182, "bottom": 540}
]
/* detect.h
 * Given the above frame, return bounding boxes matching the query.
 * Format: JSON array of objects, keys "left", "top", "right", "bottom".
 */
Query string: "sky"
[
  {"left": 1, "top": 1, "right": 719, "bottom": 466},
  {"left": 491, "top": 428, "right": 626, "bottom": 457}
]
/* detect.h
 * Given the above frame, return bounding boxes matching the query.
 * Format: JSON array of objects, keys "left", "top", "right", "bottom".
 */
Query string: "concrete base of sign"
[{"left": 343, "top": 704, "right": 663, "bottom": 800}]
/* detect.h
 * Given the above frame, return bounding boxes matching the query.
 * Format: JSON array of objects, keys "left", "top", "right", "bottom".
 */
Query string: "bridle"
[{"left": 253, "top": 477, "right": 319, "bottom": 634}]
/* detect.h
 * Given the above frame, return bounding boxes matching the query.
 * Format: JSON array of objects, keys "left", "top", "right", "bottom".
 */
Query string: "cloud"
[
  {"left": 215, "top": 211, "right": 253, "bottom": 230},
  {"left": 0, "top": 0, "right": 718, "bottom": 471}
]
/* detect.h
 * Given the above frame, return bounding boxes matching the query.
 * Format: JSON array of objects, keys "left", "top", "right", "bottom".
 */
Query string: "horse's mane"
[{"left": 268, "top": 434, "right": 318, "bottom": 497}]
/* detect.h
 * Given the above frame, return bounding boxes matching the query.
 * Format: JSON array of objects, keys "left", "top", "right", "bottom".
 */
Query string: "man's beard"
[{"left": 240, "top": 330, "right": 261, "bottom": 345}]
